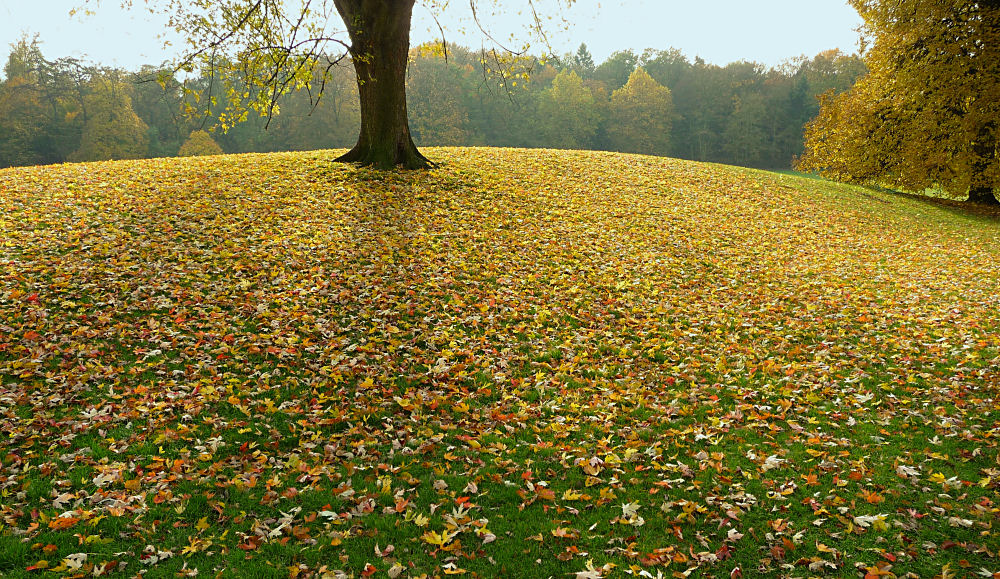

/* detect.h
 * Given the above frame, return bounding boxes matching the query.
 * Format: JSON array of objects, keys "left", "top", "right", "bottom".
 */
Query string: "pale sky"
[{"left": 0, "top": 1, "right": 863, "bottom": 74}]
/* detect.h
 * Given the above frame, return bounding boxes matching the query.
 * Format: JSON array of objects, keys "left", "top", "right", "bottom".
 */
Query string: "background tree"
[
  {"left": 606, "top": 67, "right": 672, "bottom": 155},
  {"left": 407, "top": 44, "right": 474, "bottom": 146},
  {"left": 1, "top": 36, "right": 866, "bottom": 171},
  {"left": 536, "top": 69, "right": 599, "bottom": 150},
  {"left": 265, "top": 63, "right": 360, "bottom": 151},
  {"left": 799, "top": 0, "right": 999, "bottom": 204},
  {"left": 0, "top": 37, "right": 87, "bottom": 167},
  {"left": 178, "top": 129, "right": 224, "bottom": 156},
  {"left": 593, "top": 49, "right": 638, "bottom": 92},
  {"left": 723, "top": 93, "right": 768, "bottom": 167},
  {"left": 70, "top": 71, "right": 149, "bottom": 162},
  {"left": 131, "top": 66, "right": 190, "bottom": 158},
  {"left": 569, "top": 43, "right": 596, "bottom": 78},
  {"left": 641, "top": 48, "right": 691, "bottom": 90},
  {"left": 117, "top": 0, "right": 575, "bottom": 169},
  {"left": 0, "top": 42, "right": 49, "bottom": 167},
  {"left": 0, "top": 76, "right": 49, "bottom": 167},
  {"left": 668, "top": 58, "right": 731, "bottom": 162}
]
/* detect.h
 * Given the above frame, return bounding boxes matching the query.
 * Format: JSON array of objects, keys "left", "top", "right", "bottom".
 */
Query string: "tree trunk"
[
  {"left": 967, "top": 186, "right": 998, "bottom": 205},
  {"left": 333, "top": 0, "right": 431, "bottom": 169},
  {"left": 968, "top": 123, "right": 998, "bottom": 204}
]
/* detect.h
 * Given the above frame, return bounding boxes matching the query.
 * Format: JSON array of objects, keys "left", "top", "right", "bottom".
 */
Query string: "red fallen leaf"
[
  {"left": 25, "top": 292, "right": 40, "bottom": 303},
  {"left": 730, "top": 567, "right": 742, "bottom": 579},
  {"left": 23, "top": 330, "right": 42, "bottom": 341},
  {"left": 394, "top": 497, "right": 410, "bottom": 513},
  {"left": 361, "top": 563, "right": 377, "bottom": 577},
  {"left": 864, "top": 491, "right": 884, "bottom": 504},
  {"left": 881, "top": 551, "right": 897, "bottom": 562},
  {"left": 238, "top": 536, "right": 261, "bottom": 551},
  {"left": 47, "top": 517, "right": 79, "bottom": 530}
]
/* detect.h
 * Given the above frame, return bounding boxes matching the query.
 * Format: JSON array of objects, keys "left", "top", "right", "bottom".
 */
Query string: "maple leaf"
[{"left": 421, "top": 529, "right": 457, "bottom": 547}]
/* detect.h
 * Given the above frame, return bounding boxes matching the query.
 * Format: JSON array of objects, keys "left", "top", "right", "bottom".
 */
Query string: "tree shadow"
[{"left": 864, "top": 184, "right": 1000, "bottom": 224}]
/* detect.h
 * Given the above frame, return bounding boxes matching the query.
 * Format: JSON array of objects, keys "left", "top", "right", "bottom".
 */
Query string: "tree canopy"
[
  {"left": 606, "top": 68, "right": 672, "bottom": 156},
  {"left": 178, "top": 129, "right": 224, "bottom": 156},
  {"left": 798, "top": 0, "right": 1000, "bottom": 204}
]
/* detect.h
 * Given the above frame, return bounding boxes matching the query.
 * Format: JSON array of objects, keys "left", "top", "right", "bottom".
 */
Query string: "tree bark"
[
  {"left": 967, "top": 122, "right": 998, "bottom": 204},
  {"left": 967, "top": 186, "right": 998, "bottom": 205},
  {"left": 332, "top": 0, "right": 432, "bottom": 169}
]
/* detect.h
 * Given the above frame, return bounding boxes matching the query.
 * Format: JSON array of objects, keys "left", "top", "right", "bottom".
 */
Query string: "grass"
[{"left": 1, "top": 147, "right": 999, "bottom": 578}]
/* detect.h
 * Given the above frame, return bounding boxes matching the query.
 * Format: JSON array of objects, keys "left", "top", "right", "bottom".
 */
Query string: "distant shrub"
[{"left": 178, "top": 130, "right": 224, "bottom": 157}]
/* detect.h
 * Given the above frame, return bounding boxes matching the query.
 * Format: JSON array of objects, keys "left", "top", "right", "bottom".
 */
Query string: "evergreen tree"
[{"left": 573, "top": 44, "right": 596, "bottom": 78}]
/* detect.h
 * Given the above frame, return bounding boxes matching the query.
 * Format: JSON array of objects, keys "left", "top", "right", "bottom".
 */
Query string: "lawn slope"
[{"left": 1, "top": 148, "right": 999, "bottom": 578}]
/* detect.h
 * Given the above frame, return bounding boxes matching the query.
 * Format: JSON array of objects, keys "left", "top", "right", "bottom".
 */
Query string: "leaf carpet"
[{"left": 1, "top": 148, "right": 999, "bottom": 578}]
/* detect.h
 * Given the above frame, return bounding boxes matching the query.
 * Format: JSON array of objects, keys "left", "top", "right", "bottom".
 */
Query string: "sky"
[{"left": 0, "top": 1, "right": 863, "bottom": 73}]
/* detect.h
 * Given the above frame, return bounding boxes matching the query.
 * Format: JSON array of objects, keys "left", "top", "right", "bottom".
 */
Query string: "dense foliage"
[
  {"left": 2, "top": 148, "right": 999, "bottom": 577},
  {"left": 178, "top": 130, "right": 224, "bottom": 157},
  {"left": 798, "top": 0, "right": 999, "bottom": 204},
  {"left": 0, "top": 38, "right": 864, "bottom": 170}
]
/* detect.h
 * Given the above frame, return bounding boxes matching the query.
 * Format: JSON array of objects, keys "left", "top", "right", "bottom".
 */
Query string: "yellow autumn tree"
[
  {"left": 607, "top": 68, "right": 672, "bottom": 156},
  {"left": 536, "top": 69, "right": 599, "bottom": 150},
  {"left": 71, "top": 75, "right": 149, "bottom": 162},
  {"left": 178, "top": 129, "right": 224, "bottom": 157},
  {"left": 798, "top": 0, "right": 1000, "bottom": 204}
]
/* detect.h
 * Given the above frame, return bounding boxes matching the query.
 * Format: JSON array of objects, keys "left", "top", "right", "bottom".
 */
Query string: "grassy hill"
[{"left": 1, "top": 148, "right": 998, "bottom": 578}]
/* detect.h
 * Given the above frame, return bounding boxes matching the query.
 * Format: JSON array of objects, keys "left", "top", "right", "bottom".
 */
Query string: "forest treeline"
[{"left": 0, "top": 38, "right": 864, "bottom": 169}]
